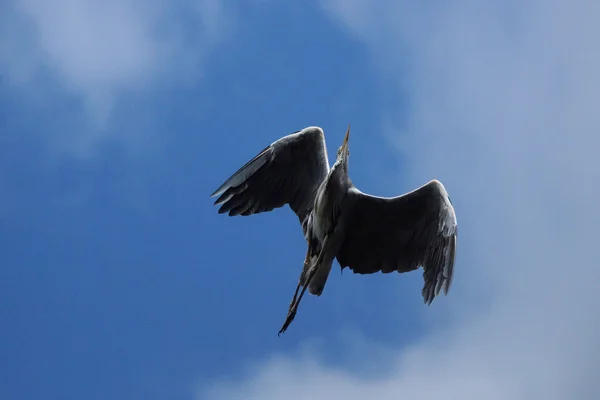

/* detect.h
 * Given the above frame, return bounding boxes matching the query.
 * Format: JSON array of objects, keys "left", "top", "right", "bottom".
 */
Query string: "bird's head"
[{"left": 336, "top": 124, "right": 351, "bottom": 167}]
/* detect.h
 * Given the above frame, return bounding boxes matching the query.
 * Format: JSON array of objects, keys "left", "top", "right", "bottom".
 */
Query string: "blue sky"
[{"left": 2, "top": 1, "right": 600, "bottom": 400}]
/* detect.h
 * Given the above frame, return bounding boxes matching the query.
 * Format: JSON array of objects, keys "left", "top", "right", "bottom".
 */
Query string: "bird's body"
[
  {"left": 211, "top": 126, "right": 457, "bottom": 334},
  {"left": 304, "top": 154, "right": 352, "bottom": 296}
]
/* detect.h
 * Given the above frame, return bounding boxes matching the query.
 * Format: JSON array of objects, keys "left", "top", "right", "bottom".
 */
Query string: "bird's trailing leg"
[
  {"left": 278, "top": 235, "right": 330, "bottom": 336},
  {"left": 287, "top": 244, "right": 313, "bottom": 313},
  {"left": 279, "top": 245, "right": 312, "bottom": 336}
]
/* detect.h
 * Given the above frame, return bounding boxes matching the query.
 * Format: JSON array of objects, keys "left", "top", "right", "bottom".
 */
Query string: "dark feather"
[
  {"left": 210, "top": 127, "right": 330, "bottom": 236},
  {"left": 336, "top": 180, "right": 457, "bottom": 305}
]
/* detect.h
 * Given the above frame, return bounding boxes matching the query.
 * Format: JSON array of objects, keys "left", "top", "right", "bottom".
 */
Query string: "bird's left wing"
[
  {"left": 210, "top": 127, "right": 330, "bottom": 236},
  {"left": 336, "top": 180, "right": 457, "bottom": 304}
]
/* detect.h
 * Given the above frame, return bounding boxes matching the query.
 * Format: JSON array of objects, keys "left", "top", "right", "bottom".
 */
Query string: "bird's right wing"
[
  {"left": 336, "top": 180, "right": 457, "bottom": 305},
  {"left": 211, "top": 127, "right": 330, "bottom": 235}
]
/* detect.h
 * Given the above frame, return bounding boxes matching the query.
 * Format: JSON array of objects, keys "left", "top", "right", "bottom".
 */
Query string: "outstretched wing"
[
  {"left": 211, "top": 126, "right": 330, "bottom": 235},
  {"left": 336, "top": 179, "right": 457, "bottom": 305}
]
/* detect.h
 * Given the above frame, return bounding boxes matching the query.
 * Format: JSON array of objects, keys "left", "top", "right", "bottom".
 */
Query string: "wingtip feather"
[
  {"left": 210, "top": 186, "right": 224, "bottom": 198},
  {"left": 210, "top": 146, "right": 272, "bottom": 200},
  {"left": 443, "top": 233, "right": 457, "bottom": 295}
]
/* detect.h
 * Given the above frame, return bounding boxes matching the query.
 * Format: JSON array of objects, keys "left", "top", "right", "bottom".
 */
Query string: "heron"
[{"left": 211, "top": 125, "right": 457, "bottom": 335}]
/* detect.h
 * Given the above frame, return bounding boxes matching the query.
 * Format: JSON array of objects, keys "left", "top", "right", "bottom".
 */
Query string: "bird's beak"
[{"left": 341, "top": 124, "right": 350, "bottom": 153}]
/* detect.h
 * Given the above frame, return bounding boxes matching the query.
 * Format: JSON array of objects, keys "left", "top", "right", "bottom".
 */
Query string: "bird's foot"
[{"left": 278, "top": 307, "right": 297, "bottom": 336}]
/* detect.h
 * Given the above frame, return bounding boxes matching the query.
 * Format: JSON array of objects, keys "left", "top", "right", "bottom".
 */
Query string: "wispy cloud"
[
  {"left": 0, "top": 0, "right": 230, "bottom": 154},
  {"left": 203, "top": 0, "right": 600, "bottom": 398}
]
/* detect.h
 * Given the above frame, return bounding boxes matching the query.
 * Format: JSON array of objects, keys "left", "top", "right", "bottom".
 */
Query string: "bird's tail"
[
  {"left": 307, "top": 260, "right": 332, "bottom": 296},
  {"left": 299, "top": 254, "right": 331, "bottom": 296}
]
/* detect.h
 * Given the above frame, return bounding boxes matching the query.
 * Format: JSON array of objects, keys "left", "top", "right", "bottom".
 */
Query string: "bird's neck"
[
  {"left": 331, "top": 158, "right": 346, "bottom": 173},
  {"left": 327, "top": 162, "right": 350, "bottom": 191}
]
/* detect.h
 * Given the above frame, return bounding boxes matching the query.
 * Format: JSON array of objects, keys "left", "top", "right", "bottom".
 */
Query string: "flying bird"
[{"left": 211, "top": 125, "right": 457, "bottom": 335}]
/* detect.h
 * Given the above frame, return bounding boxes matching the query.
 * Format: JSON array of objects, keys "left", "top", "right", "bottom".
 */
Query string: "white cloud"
[
  {"left": 203, "top": 0, "right": 600, "bottom": 399},
  {"left": 0, "top": 0, "right": 229, "bottom": 153}
]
